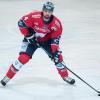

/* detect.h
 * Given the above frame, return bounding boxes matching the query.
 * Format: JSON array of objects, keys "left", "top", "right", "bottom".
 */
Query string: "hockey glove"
[
  {"left": 26, "top": 34, "right": 36, "bottom": 44},
  {"left": 25, "top": 27, "right": 39, "bottom": 45}
]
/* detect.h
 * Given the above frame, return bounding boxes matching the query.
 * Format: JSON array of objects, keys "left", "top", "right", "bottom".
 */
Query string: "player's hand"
[{"left": 26, "top": 34, "right": 36, "bottom": 44}]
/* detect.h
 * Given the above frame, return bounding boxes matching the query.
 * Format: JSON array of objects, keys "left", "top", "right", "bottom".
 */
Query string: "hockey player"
[{"left": 1, "top": 1, "right": 75, "bottom": 86}]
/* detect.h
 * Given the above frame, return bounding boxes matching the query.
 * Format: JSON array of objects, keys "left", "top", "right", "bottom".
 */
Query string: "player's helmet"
[{"left": 42, "top": 1, "right": 54, "bottom": 12}]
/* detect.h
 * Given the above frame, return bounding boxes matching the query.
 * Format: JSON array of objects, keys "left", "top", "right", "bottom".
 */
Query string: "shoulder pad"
[
  {"left": 54, "top": 16, "right": 61, "bottom": 27},
  {"left": 55, "top": 20, "right": 61, "bottom": 28},
  {"left": 31, "top": 11, "right": 42, "bottom": 18}
]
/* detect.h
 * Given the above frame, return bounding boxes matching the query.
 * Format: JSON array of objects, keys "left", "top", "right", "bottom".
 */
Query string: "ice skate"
[
  {"left": 62, "top": 76, "right": 75, "bottom": 85},
  {"left": 1, "top": 76, "right": 10, "bottom": 86}
]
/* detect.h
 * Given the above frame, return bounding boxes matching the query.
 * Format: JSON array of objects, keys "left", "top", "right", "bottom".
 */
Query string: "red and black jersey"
[{"left": 18, "top": 11, "right": 63, "bottom": 42}]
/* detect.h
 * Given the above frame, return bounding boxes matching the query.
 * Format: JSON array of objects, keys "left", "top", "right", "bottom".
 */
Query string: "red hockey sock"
[
  {"left": 6, "top": 53, "right": 31, "bottom": 79},
  {"left": 6, "top": 64, "right": 18, "bottom": 79},
  {"left": 57, "top": 68, "right": 68, "bottom": 78}
]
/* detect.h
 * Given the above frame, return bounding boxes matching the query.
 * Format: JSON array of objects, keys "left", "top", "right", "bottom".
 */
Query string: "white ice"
[{"left": 0, "top": 0, "right": 100, "bottom": 100}]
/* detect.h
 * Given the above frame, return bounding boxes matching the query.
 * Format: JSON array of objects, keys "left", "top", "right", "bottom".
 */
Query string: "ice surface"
[{"left": 0, "top": 0, "right": 100, "bottom": 100}]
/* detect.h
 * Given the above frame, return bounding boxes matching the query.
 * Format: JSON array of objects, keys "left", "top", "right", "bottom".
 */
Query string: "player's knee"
[{"left": 18, "top": 53, "right": 31, "bottom": 64}]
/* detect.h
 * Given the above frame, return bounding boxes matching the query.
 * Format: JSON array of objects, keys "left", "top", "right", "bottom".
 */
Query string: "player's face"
[{"left": 43, "top": 9, "right": 53, "bottom": 19}]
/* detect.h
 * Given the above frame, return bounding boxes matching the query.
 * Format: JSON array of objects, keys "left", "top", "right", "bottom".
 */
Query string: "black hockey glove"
[
  {"left": 26, "top": 34, "right": 36, "bottom": 44},
  {"left": 25, "top": 27, "right": 39, "bottom": 45}
]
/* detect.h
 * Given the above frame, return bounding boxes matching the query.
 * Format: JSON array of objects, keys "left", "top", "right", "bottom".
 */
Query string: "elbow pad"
[{"left": 18, "top": 19, "right": 29, "bottom": 36}]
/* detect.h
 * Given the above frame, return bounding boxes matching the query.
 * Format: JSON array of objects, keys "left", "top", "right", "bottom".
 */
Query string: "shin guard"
[{"left": 6, "top": 53, "right": 30, "bottom": 79}]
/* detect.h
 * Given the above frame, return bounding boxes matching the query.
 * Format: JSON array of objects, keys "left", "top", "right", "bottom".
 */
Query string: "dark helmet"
[{"left": 42, "top": 1, "right": 54, "bottom": 12}]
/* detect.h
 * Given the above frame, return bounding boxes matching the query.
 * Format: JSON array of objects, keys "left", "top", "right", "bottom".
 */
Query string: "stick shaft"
[{"left": 62, "top": 63, "right": 100, "bottom": 93}]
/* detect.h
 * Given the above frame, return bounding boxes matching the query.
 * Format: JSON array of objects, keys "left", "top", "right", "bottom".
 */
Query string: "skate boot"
[
  {"left": 62, "top": 76, "right": 75, "bottom": 85},
  {"left": 1, "top": 76, "right": 10, "bottom": 86}
]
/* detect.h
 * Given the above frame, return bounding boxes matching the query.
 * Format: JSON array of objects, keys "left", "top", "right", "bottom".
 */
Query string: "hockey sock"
[
  {"left": 6, "top": 64, "right": 18, "bottom": 79},
  {"left": 6, "top": 53, "right": 30, "bottom": 79},
  {"left": 57, "top": 68, "right": 68, "bottom": 78}
]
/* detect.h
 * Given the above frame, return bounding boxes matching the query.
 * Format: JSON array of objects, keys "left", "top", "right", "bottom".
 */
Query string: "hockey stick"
[{"left": 61, "top": 63, "right": 100, "bottom": 96}]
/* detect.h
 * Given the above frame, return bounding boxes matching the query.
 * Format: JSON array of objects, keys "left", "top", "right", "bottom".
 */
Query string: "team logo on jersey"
[
  {"left": 42, "top": 25, "right": 51, "bottom": 33},
  {"left": 34, "top": 25, "right": 50, "bottom": 33}
]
